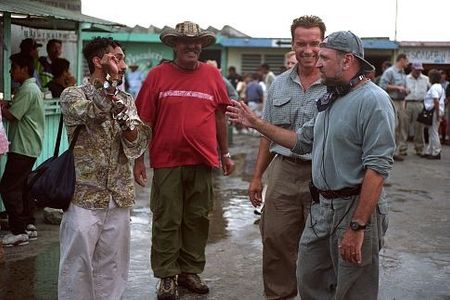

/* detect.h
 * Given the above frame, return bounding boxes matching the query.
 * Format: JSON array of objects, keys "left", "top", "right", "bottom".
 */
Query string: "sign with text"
[
  {"left": 402, "top": 48, "right": 450, "bottom": 64},
  {"left": 272, "top": 39, "right": 292, "bottom": 48}
]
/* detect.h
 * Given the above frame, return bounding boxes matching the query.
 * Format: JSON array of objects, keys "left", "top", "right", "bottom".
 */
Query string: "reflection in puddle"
[
  {"left": 221, "top": 195, "right": 254, "bottom": 231},
  {"left": 0, "top": 241, "right": 60, "bottom": 299},
  {"left": 208, "top": 150, "right": 260, "bottom": 244},
  {"left": 0, "top": 136, "right": 262, "bottom": 299}
]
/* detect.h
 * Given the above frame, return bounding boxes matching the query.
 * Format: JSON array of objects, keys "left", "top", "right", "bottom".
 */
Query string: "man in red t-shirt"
[{"left": 134, "top": 21, "right": 234, "bottom": 300}]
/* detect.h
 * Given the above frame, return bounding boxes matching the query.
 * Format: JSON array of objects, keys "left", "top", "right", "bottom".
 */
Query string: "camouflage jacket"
[{"left": 60, "top": 83, "right": 151, "bottom": 209}]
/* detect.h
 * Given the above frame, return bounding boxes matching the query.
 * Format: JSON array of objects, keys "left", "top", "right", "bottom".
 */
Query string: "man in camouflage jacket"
[{"left": 58, "top": 37, "right": 150, "bottom": 299}]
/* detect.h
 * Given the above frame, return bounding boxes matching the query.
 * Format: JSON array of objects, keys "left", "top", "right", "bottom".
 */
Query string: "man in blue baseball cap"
[{"left": 227, "top": 30, "right": 395, "bottom": 300}]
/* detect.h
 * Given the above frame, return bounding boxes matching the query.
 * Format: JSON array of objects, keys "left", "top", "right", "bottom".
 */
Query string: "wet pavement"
[{"left": 1, "top": 134, "right": 450, "bottom": 300}]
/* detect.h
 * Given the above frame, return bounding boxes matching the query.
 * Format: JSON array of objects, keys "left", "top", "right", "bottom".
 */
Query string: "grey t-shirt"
[{"left": 292, "top": 81, "right": 396, "bottom": 190}]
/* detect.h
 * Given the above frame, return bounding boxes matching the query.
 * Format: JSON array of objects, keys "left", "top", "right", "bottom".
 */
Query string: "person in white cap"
[
  {"left": 227, "top": 30, "right": 395, "bottom": 300},
  {"left": 134, "top": 21, "right": 234, "bottom": 300}
]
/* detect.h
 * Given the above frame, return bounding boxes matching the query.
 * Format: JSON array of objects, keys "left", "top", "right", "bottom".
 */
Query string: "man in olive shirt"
[{"left": 0, "top": 53, "right": 44, "bottom": 247}]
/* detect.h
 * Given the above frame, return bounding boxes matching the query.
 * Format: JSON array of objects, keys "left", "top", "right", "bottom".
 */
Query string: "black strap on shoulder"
[{"left": 53, "top": 114, "right": 82, "bottom": 158}]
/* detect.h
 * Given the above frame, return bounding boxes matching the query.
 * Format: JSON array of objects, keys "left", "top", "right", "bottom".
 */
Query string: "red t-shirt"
[{"left": 136, "top": 62, "right": 231, "bottom": 168}]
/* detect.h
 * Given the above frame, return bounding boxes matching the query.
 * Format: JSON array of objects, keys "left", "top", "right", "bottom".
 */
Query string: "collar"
[
  {"left": 21, "top": 77, "right": 37, "bottom": 85},
  {"left": 90, "top": 77, "right": 104, "bottom": 90},
  {"left": 393, "top": 65, "right": 404, "bottom": 74},
  {"left": 171, "top": 61, "right": 200, "bottom": 72},
  {"left": 290, "top": 67, "right": 323, "bottom": 89}
]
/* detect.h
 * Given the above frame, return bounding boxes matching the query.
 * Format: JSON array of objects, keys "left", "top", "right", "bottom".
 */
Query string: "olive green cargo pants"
[{"left": 150, "top": 165, "right": 213, "bottom": 278}]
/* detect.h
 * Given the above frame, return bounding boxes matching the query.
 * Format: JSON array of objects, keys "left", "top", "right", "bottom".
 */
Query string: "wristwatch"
[
  {"left": 103, "top": 73, "right": 119, "bottom": 90},
  {"left": 350, "top": 221, "right": 366, "bottom": 231},
  {"left": 222, "top": 152, "right": 231, "bottom": 159}
]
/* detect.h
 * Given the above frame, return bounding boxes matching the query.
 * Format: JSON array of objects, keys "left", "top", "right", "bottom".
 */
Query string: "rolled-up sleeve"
[
  {"left": 361, "top": 100, "right": 396, "bottom": 179},
  {"left": 291, "top": 117, "right": 315, "bottom": 154},
  {"left": 378, "top": 69, "right": 391, "bottom": 91}
]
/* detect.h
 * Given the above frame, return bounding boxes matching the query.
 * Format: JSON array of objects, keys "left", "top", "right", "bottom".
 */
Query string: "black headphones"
[{"left": 316, "top": 72, "right": 366, "bottom": 112}]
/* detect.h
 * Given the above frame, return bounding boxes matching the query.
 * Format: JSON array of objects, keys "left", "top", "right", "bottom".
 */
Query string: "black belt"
[
  {"left": 318, "top": 185, "right": 361, "bottom": 199},
  {"left": 278, "top": 155, "right": 311, "bottom": 165}
]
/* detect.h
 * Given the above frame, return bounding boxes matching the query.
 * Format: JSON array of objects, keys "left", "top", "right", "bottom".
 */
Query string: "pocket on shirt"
[{"left": 271, "top": 97, "right": 292, "bottom": 125}]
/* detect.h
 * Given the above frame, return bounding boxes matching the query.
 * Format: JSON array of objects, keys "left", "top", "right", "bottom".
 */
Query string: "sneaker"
[
  {"left": 26, "top": 224, "right": 37, "bottom": 231},
  {"left": 2, "top": 233, "right": 29, "bottom": 247},
  {"left": 426, "top": 153, "right": 441, "bottom": 160},
  {"left": 25, "top": 224, "right": 38, "bottom": 241},
  {"left": 177, "top": 273, "right": 209, "bottom": 294},
  {"left": 157, "top": 276, "right": 177, "bottom": 300}
]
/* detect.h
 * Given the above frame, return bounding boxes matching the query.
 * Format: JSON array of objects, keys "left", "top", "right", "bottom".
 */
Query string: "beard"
[{"left": 320, "top": 66, "right": 345, "bottom": 87}]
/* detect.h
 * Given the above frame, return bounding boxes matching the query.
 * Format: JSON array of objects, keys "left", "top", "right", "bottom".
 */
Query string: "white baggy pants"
[{"left": 58, "top": 200, "right": 130, "bottom": 300}]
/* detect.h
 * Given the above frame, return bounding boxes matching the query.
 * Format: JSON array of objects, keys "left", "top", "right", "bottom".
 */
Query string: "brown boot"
[
  {"left": 177, "top": 273, "right": 209, "bottom": 294},
  {"left": 157, "top": 276, "right": 177, "bottom": 300}
]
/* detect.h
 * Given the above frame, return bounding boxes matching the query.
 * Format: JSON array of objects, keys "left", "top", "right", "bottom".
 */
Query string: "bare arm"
[
  {"left": 133, "top": 120, "right": 151, "bottom": 187},
  {"left": 339, "top": 168, "right": 385, "bottom": 264},
  {"left": 133, "top": 154, "right": 146, "bottom": 187},
  {"left": 216, "top": 109, "right": 234, "bottom": 176},
  {"left": 433, "top": 98, "right": 440, "bottom": 117},
  {"left": 385, "top": 84, "right": 406, "bottom": 93},
  {"left": 0, "top": 104, "right": 16, "bottom": 122},
  {"left": 352, "top": 169, "right": 384, "bottom": 225},
  {"left": 226, "top": 100, "right": 297, "bottom": 149},
  {"left": 248, "top": 137, "right": 275, "bottom": 207}
]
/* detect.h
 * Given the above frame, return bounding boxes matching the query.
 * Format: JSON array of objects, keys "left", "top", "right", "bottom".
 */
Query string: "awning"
[{"left": 0, "top": 0, "right": 123, "bottom": 31}]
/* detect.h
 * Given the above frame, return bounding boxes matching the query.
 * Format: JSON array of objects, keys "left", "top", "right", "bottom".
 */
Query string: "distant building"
[
  {"left": 78, "top": 23, "right": 450, "bottom": 78},
  {"left": 400, "top": 41, "right": 450, "bottom": 73},
  {"left": 35, "top": 0, "right": 81, "bottom": 12}
]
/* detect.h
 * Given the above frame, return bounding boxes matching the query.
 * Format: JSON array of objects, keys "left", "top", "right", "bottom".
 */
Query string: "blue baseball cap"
[{"left": 320, "top": 31, "right": 375, "bottom": 71}]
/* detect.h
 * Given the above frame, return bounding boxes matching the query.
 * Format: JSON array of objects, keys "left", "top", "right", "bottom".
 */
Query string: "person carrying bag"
[
  {"left": 417, "top": 105, "right": 434, "bottom": 126},
  {"left": 420, "top": 69, "right": 446, "bottom": 159},
  {"left": 26, "top": 115, "right": 82, "bottom": 211}
]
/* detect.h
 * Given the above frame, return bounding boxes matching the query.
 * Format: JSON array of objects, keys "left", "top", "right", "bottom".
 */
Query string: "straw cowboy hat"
[{"left": 160, "top": 21, "right": 216, "bottom": 48}]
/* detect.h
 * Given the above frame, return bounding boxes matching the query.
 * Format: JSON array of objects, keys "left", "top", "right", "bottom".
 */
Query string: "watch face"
[
  {"left": 350, "top": 221, "right": 365, "bottom": 231},
  {"left": 103, "top": 81, "right": 110, "bottom": 89}
]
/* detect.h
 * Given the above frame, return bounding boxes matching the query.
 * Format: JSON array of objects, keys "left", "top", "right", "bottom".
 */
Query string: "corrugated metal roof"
[
  {"left": 0, "top": 0, "right": 123, "bottom": 30},
  {"left": 362, "top": 38, "right": 398, "bottom": 50},
  {"left": 400, "top": 41, "right": 450, "bottom": 47},
  {"left": 221, "top": 37, "right": 399, "bottom": 50},
  {"left": 220, "top": 38, "right": 281, "bottom": 48}
]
